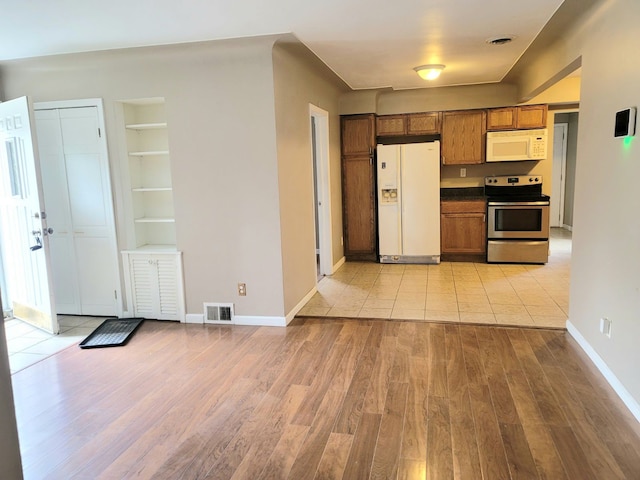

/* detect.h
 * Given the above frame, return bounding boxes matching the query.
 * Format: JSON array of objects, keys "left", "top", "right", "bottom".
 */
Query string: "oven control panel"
[{"left": 485, "top": 175, "right": 542, "bottom": 186}]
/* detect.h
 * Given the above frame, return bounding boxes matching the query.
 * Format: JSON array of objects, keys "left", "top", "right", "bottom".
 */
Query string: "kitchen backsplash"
[{"left": 440, "top": 161, "right": 545, "bottom": 188}]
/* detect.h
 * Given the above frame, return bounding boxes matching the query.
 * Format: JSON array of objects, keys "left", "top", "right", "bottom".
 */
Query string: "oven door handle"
[{"left": 488, "top": 201, "right": 550, "bottom": 207}]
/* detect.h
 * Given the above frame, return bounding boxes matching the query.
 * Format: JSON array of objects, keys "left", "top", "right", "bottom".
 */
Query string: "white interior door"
[
  {"left": 35, "top": 104, "right": 119, "bottom": 316},
  {"left": 309, "top": 105, "right": 333, "bottom": 277},
  {"left": 551, "top": 123, "right": 568, "bottom": 227},
  {"left": 0, "top": 97, "right": 58, "bottom": 333}
]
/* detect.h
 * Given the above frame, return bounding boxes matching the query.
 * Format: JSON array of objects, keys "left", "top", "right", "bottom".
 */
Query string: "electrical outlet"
[
  {"left": 460, "top": 167, "right": 467, "bottom": 178},
  {"left": 238, "top": 283, "right": 247, "bottom": 296},
  {"left": 600, "top": 317, "right": 612, "bottom": 338}
]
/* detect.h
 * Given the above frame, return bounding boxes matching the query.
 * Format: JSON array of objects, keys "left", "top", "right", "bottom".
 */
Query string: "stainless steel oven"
[{"left": 485, "top": 175, "right": 550, "bottom": 263}]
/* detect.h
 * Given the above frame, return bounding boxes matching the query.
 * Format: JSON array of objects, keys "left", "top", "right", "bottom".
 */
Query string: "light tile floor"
[
  {"left": 3, "top": 315, "right": 106, "bottom": 374},
  {"left": 299, "top": 227, "right": 572, "bottom": 329}
]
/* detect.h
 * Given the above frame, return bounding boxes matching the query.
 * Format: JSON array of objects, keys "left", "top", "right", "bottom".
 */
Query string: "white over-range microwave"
[{"left": 486, "top": 128, "right": 548, "bottom": 162}]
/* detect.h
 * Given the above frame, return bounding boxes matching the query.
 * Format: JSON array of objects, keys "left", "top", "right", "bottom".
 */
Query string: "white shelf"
[
  {"left": 128, "top": 150, "right": 170, "bottom": 157},
  {"left": 134, "top": 217, "right": 175, "bottom": 223},
  {"left": 132, "top": 187, "right": 172, "bottom": 192},
  {"left": 122, "top": 98, "right": 176, "bottom": 249},
  {"left": 126, "top": 122, "right": 168, "bottom": 130}
]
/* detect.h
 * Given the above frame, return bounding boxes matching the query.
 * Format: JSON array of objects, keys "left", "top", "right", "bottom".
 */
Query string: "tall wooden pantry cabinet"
[{"left": 341, "top": 114, "right": 377, "bottom": 261}]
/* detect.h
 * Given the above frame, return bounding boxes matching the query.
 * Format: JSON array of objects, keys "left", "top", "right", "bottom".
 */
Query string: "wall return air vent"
[{"left": 203, "top": 303, "right": 235, "bottom": 324}]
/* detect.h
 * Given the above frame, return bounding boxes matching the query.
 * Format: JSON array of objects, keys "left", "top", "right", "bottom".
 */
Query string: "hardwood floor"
[{"left": 11, "top": 318, "right": 640, "bottom": 479}]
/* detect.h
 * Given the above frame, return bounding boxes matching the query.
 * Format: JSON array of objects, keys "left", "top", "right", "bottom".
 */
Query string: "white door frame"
[
  {"left": 309, "top": 104, "right": 333, "bottom": 277},
  {"left": 34, "top": 98, "right": 122, "bottom": 316},
  {"left": 551, "top": 123, "right": 568, "bottom": 228}
]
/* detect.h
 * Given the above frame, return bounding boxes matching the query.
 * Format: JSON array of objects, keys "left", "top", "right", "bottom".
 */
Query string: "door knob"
[{"left": 43, "top": 227, "right": 54, "bottom": 235}]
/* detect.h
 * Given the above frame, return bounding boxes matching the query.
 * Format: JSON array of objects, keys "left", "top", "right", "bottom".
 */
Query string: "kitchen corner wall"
[
  {"left": 272, "top": 39, "right": 350, "bottom": 316},
  {"left": 340, "top": 83, "right": 518, "bottom": 116},
  {"left": 0, "top": 36, "right": 290, "bottom": 321},
  {"left": 514, "top": 0, "right": 640, "bottom": 417}
]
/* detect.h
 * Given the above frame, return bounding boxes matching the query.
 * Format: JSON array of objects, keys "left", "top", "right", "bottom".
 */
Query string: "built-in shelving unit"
[
  {"left": 119, "top": 97, "right": 185, "bottom": 321},
  {"left": 121, "top": 98, "right": 176, "bottom": 249}
]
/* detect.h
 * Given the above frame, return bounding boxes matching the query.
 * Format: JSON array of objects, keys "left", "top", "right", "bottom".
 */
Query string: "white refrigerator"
[{"left": 377, "top": 141, "right": 441, "bottom": 264}]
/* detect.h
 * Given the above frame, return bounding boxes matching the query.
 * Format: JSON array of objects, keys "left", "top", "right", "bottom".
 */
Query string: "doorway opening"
[
  {"left": 309, "top": 105, "right": 332, "bottom": 281},
  {"left": 552, "top": 111, "right": 579, "bottom": 231},
  {"left": 551, "top": 123, "right": 568, "bottom": 227},
  {"left": 0, "top": 98, "right": 120, "bottom": 337}
]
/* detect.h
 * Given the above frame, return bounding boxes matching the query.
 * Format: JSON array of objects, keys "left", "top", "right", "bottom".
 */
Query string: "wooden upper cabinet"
[
  {"left": 516, "top": 105, "right": 547, "bottom": 129},
  {"left": 341, "top": 114, "right": 375, "bottom": 156},
  {"left": 487, "top": 104, "right": 548, "bottom": 130},
  {"left": 441, "top": 110, "right": 486, "bottom": 165},
  {"left": 486, "top": 107, "right": 517, "bottom": 130},
  {"left": 376, "top": 112, "right": 441, "bottom": 137},
  {"left": 376, "top": 115, "right": 406, "bottom": 136},
  {"left": 407, "top": 112, "right": 441, "bottom": 135}
]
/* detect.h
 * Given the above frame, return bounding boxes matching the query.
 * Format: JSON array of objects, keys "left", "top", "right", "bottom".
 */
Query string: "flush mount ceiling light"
[
  {"left": 486, "top": 35, "right": 516, "bottom": 46},
  {"left": 414, "top": 64, "right": 445, "bottom": 81}
]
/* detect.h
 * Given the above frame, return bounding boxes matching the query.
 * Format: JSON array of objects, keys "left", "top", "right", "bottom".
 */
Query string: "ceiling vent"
[
  {"left": 204, "top": 303, "right": 234, "bottom": 324},
  {"left": 486, "top": 35, "right": 516, "bottom": 46}
]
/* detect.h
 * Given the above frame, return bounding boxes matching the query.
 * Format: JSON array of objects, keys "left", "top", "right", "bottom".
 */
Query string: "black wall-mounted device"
[{"left": 614, "top": 107, "right": 636, "bottom": 137}]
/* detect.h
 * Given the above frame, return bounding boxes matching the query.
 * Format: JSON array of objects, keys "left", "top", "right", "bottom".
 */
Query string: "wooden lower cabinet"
[
  {"left": 440, "top": 199, "right": 486, "bottom": 260},
  {"left": 342, "top": 154, "right": 376, "bottom": 260}
]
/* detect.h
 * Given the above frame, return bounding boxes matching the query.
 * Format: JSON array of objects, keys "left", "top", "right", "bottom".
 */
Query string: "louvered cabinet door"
[
  {"left": 122, "top": 251, "right": 185, "bottom": 321},
  {"left": 130, "top": 255, "right": 157, "bottom": 318},
  {"left": 156, "top": 255, "right": 180, "bottom": 319}
]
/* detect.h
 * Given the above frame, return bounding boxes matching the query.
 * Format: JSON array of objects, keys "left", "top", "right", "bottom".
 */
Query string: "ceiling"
[{"left": 0, "top": 0, "right": 566, "bottom": 90}]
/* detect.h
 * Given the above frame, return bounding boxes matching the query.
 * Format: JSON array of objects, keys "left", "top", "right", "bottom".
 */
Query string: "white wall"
[
  {"left": 272, "top": 39, "right": 349, "bottom": 315},
  {"left": 0, "top": 292, "right": 24, "bottom": 479},
  {"left": 513, "top": 0, "right": 640, "bottom": 414},
  {"left": 0, "top": 37, "right": 288, "bottom": 320},
  {"left": 567, "top": 0, "right": 640, "bottom": 408}
]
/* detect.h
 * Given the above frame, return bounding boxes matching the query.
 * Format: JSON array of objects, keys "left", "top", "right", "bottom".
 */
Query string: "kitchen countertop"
[{"left": 440, "top": 187, "right": 485, "bottom": 200}]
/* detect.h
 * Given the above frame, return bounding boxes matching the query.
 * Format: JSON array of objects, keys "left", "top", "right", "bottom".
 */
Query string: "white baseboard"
[
  {"left": 185, "top": 314, "right": 204, "bottom": 324},
  {"left": 234, "top": 315, "right": 287, "bottom": 327},
  {"left": 285, "top": 286, "right": 318, "bottom": 325},
  {"left": 562, "top": 224, "right": 573, "bottom": 231},
  {"left": 185, "top": 312, "right": 286, "bottom": 327},
  {"left": 333, "top": 256, "right": 346, "bottom": 273},
  {"left": 566, "top": 320, "right": 640, "bottom": 423}
]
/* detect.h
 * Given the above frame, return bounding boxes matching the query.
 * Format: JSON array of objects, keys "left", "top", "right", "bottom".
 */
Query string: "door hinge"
[
  {"left": 98, "top": 128, "right": 102, "bottom": 138},
  {"left": 114, "top": 290, "right": 117, "bottom": 300}
]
